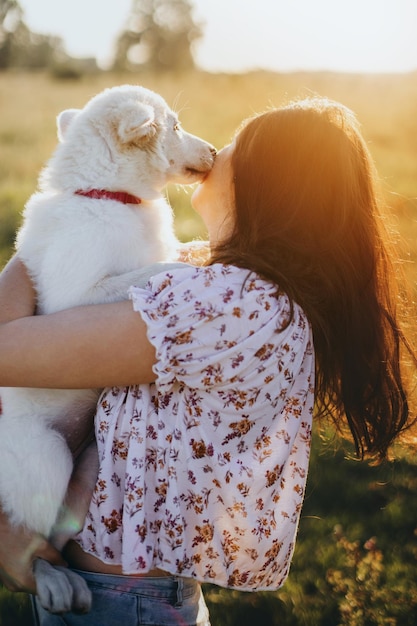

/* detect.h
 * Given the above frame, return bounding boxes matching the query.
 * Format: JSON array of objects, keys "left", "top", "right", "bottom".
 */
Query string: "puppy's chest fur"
[{"left": 17, "top": 191, "right": 178, "bottom": 314}]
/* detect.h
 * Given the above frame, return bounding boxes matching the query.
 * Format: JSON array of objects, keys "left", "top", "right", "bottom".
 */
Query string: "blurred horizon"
[{"left": 18, "top": 0, "right": 417, "bottom": 75}]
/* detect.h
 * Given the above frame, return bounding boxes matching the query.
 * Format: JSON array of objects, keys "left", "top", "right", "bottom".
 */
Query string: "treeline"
[{"left": 0, "top": 0, "right": 200, "bottom": 76}]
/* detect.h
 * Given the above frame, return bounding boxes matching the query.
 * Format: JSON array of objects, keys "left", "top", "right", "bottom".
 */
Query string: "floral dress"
[{"left": 77, "top": 264, "right": 315, "bottom": 591}]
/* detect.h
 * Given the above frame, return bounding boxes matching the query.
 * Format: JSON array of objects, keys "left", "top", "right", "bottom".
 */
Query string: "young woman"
[{"left": 0, "top": 96, "right": 414, "bottom": 625}]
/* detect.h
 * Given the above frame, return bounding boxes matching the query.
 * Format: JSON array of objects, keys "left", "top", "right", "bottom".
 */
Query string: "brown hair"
[{"left": 211, "top": 97, "right": 415, "bottom": 460}]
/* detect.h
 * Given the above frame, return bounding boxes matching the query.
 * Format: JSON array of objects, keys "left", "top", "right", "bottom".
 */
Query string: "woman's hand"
[
  {"left": 0, "top": 256, "right": 36, "bottom": 324},
  {"left": 0, "top": 509, "right": 65, "bottom": 593},
  {"left": 177, "top": 240, "right": 210, "bottom": 265}
]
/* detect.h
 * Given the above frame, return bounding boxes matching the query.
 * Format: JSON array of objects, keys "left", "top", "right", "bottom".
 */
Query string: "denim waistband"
[{"left": 72, "top": 569, "right": 197, "bottom": 606}]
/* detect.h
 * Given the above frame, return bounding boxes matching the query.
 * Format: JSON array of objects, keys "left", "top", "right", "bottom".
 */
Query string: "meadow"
[
  {"left": 1, "top": 70, "right": 417, "bottom": 265},
  {"left": 0, "top": 69, "right": 417, "bottom": 625}
]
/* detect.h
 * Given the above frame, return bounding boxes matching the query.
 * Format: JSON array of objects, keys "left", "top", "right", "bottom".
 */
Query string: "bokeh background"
[{"left": 1, "top": 2, "right": 417, "bottom": 624}]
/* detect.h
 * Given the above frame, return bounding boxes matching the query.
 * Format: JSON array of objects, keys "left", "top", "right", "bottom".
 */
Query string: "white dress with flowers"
[{"left": 76, "top": 263, "right": 315, "bottom": 591}]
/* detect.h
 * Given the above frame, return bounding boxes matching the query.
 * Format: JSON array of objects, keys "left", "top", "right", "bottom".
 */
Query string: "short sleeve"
[{"left": 129, "top": 264, "right": 308, "bottom": 394}]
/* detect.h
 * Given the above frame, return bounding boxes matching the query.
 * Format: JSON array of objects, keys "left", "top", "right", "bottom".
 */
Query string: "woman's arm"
[
  {"left": 0, "top": 509, "right": 65, "bottom": 593},
  {"left": 0, "top": 257, "right": 157, "bottom": 389}
]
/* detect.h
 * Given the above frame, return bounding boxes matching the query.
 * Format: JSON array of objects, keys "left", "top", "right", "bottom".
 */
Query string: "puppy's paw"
[
  {"left": 55, "top": 566, "right": 92, "bottom": 614},
  {"left": 34, "top": 558, "right": 92, "bottom": 614}
]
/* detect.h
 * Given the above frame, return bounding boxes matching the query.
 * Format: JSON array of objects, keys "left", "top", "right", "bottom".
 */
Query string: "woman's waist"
[{"left": 63, "top": 540, "right": 170, "bottom": 577}]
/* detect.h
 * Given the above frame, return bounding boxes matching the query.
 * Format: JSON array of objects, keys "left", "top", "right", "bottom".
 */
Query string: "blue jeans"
[{"left": 31, "top": 570, "right": 211, "bottom": 626}]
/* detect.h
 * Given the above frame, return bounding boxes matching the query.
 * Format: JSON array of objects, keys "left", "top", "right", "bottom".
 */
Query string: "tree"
[
  {"left": 0, "top": 0, "right": 21, "bottom": 67},
  {"left": 113, "top": 0, "right": 202, "bottom": 73},
  {"left": 0, "top": 0, "right": 20, "bottom": 29},
  {"left": 0, "top": 0, "right": 67, "bottom": 70}
]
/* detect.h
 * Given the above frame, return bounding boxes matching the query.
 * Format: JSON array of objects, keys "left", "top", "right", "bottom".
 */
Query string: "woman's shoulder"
[
  {"left": 134, "top": 263, "right": 286, "bottom": 311},
  {"left": 130, "top": 262, "right": 308, "bottom": 333},
  {"left": 129, "top": 263, "right": 248, "bottom": 299},
  {"left": 155, "top": 262, "right": 248, "bottom": 286},
  {"left": 145, "top": 262, "right": 277, "bottom": 296},
  {"left": 129, "top": 262, "right": 312, "bottom": 390}
]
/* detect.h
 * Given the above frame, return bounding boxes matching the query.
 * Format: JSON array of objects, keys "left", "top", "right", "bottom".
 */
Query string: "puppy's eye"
[{"left": 173, "top": 122, "right": 181, "bottom": 132}]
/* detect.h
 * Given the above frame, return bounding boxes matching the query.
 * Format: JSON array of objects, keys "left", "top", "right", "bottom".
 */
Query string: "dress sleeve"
[{"left": 129, "top": 264, "right": 308, "bottom": 393}]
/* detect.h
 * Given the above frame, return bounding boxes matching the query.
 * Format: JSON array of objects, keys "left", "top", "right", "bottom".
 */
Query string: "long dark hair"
[{"left": 211, "top": 97, "right": 415, "bottom": 460}]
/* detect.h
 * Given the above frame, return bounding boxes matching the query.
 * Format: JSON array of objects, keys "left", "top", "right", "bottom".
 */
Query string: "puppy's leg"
[
  {"left": 50, "top": 440, "right": 99, "bottom": 551},
  {"left": 94, "top": 261, "right": 189, "bottom": 301},
  {"left": 0, "top": 416, "right": 92, "bottom": 613},
  {"left": 34, "top": 559, "right": 91, "bottom": 615},
  {"left": 34, "top": 441, "right": 99, "bottom": 614},
  {"left": 0, "top": 417, "right": 73, "bottom": 536}
]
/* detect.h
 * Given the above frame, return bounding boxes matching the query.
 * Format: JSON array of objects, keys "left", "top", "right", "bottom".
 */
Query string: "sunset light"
[{"left": 18, "top": 0, "right": 417, "bottom": 74}]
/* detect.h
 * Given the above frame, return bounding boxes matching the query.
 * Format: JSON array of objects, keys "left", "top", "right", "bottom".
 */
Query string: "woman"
[{"left": 0, "top": 97, "right": 414, "bottom": 625}]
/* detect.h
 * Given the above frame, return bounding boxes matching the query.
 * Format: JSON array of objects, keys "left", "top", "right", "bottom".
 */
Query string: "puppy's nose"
[{"left": 210, "top": 147, "right": 217, "bottom": 158}]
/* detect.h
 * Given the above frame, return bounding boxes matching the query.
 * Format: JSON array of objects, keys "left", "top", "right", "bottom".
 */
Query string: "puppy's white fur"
[{"left": 0, "top": 84, "right": 215, "bottom": 613}]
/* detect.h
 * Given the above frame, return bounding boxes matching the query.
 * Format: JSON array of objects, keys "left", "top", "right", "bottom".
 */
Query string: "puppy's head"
[{"left": 51, "top": 85, "right": 216, "bottom": 201}]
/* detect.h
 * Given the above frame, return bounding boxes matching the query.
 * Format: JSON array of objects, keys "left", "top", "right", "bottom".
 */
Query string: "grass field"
[
  {"left": 1, "top": 69, "right": 417, "bottom": 625},
  {"left": 1, "top": 69, "right": 417, "bottom": 270}
]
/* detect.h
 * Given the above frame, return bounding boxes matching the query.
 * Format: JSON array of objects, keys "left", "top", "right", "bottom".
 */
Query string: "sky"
[{"left": 17, "top": 0, "right": 417, "bottom": 74}]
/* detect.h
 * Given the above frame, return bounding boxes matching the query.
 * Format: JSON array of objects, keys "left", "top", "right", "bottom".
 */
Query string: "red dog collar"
[{"left": 75, "top": 189, "right": 141, "bottom": 205}]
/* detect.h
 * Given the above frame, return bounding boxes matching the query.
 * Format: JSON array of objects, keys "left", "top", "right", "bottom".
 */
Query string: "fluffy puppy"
[{"left": 0, "top": 84, "right": 215, "bottom": 614}]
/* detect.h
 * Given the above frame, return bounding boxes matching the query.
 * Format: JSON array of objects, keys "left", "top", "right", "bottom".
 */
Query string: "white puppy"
[{"left": 0, "top": 84, "right": 215, "bottom": 614}]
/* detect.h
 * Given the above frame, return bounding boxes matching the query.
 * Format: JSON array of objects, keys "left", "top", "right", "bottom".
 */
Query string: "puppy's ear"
[
  {"left": 117, "top": 103, "right": 157, "bottom": 143},
  {"left": 57, "top": 109, "right": 80, "bottom": 142}
]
